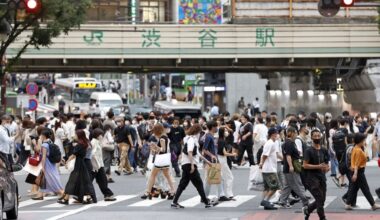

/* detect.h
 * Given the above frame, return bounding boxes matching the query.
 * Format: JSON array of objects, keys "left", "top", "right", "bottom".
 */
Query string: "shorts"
[{"left": 262, "top": 173, "right": 280, "bottom": 191}]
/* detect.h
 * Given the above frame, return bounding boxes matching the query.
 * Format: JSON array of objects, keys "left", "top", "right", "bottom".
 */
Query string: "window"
[
  {"left": 139, "top": 0, "right": 171, "bottom": 23},
  {"left": 86, "top": 0, "right": 130, "bottom": 22}
]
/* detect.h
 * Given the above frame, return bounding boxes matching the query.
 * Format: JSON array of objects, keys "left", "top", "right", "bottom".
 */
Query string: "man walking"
[
  {"left": 303, "top": 129, "right": 330, "bottom": 220},
  {"left": 259, "top": 128, "right": 280, "bottom": 210},
  {"left": 277, "top": 127, "right": 309, "bottom": 208},
  {"left": 114, "top": 117, "right": 134, "bottom": 176}
]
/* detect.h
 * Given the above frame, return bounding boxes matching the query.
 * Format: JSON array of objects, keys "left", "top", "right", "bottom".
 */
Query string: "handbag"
[
  {"left": 28, "top": 153, "right": 41, "bottom": 166},
  {"left": 248, "top": 165, "right": 264, "bottom": 191},
  {"left": 153, "top": 153, "right": 171, "bottom": 168},
  {"left": 101, "top": 136, "right": 115, "bottom": 151},
  {"left": 292, "top": 159, "right": 303, "bottom": 173},
  {"left": 207, "top": 163, "right": 222, "bottom": 185}
]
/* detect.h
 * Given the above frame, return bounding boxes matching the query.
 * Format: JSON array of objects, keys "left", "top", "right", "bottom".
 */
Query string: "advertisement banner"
[{"left": 178, "top": 0, "right": 222, "bottom": 24}]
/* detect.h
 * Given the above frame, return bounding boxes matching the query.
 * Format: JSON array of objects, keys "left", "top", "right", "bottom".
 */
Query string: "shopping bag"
[
  {"left": 153, "top": 153, "right": 171, "bottom": 168},
  {"left": 207, "top": 163, "right": 222, "bottom": 185},
  {"left": 66, "top": 158, "right": 76, "bottom": 172},
  {"left": 248, "top": 165, "right": 264, "bottom": 191}
]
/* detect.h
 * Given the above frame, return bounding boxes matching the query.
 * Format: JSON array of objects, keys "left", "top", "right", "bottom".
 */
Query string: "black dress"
[{"left": 64, "top": 145, "right": 95, "bottom": 201}]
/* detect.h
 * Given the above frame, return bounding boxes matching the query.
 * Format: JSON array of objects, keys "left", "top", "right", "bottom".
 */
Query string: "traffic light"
[
  {"left": 24, "top": 0, "right": 41, "bottom": 14},
  {"left": 318, "top": 0, "right": 341, "bottom": 17},
  {"left": 341, "top": 0, "right": 355, "bottom": 7}
]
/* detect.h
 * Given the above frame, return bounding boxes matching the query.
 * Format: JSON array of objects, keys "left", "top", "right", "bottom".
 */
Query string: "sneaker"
[
  {"left": 171, "top": 203, "right": 184, "bottom": 209},
  {"left": 372, "top": 204, "right": 380, "bottom": 211},
  {"left": 175, "top": 174, "right": 181, "bottom": 178},
  {"left": 228, "top": 196, "right": 236, "bottom": 201},
  {"left": 104, "top": 196, "right": 117, "bottom": 201},
  {"left": 115, "top": 170, "right": 121, "bottom": 176},
  {"left": 218, "top": 196, "right": 230, "bottom": 202},
  {"left": 340, "top": 183, "right": 348, "bottom": 188},
  {"left": 264, "top": 204, "right": 278, "bottom": 210},
  {"left": 345, "top": 204, "right": 353, "bottom": 210},
  {"left": 278, "top": 202, "right": 292, "bottom": 209},
  {"left": 302, "top": 205, "right": 310, "bottom": 220},
  {"left": 289, "top": 197, "right": 301, "bottom": 205}
]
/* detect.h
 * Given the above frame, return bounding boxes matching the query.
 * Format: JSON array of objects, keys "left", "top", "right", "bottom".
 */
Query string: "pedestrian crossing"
[{"left": 18, "top": 194, "right": 379, "bottom": 211}]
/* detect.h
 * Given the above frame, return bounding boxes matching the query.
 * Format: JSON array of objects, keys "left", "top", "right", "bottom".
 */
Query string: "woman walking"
[
  {"left": 102, "top": 124, "right": 115, "bottom": 183},
  {"left": 32, "top": 129, "right": 64, "bottom": 200},
  {"left": 217, "top": 127, "right": 236, "bottom": 200},
  {"left": 57, "top": 130, "right": 96, "bottom": 205},
  {"left": 345, "top": 133, "right": 380, "bottom": 210},
  {"left": 141, "top": 124, "right": 176, "bottom": 200},
  {"left": 54, "top": 120, "right": 66, "bottom": 162},
  {"left": 171, "top": 124, "right": 214, "bottom": 209},
  {"left": 90, "top": 128, "right": 116, "bottom": 201}
]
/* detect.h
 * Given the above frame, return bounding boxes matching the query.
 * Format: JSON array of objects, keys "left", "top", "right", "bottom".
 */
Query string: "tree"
[{"left": 0, "top": 0, "right": 91, "bottom": 112}]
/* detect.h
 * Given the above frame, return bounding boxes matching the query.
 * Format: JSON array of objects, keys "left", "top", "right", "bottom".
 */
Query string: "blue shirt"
[{"left": 204, "top": 133, "right": 217, "bottom": 162}]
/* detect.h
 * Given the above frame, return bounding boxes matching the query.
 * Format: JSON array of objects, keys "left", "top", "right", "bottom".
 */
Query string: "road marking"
[
  {"left": 96, "top": 195, "right": 137, "bottom": 207},
  {"left": 43, "top": 199, "right": 76, "bottom": 208},
  {"left": 45, "top": 195, "right": 133, "bottom": 220},
  {"left": 324, "top": 196, "right": 337, "bottom": 208},
  {"left": 129, "top": 198, "right": 167, "bottom": 207},
  {"left": 19, "top": 210, "right": 69, "bottom": 213},
  {"left": 181, "top": 196, "right": 201, "bottom": 207},
  {"left": 217, "top": 195, "right": 256, "bottom": 208},
  {"left": 19, "top": 196, "right": 58, "bottom": 208},
  {"left": 353, "top": 196, "right": 376, "bottom": 210}
]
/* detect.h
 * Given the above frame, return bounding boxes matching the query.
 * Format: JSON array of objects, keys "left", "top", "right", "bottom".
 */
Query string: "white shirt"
[
  {"left": 181, "top": 136, "right": 200, "bottom": 165},
  {"left": 65, "top": 120, "right": 76, "bottom": 142},
  {"left": 0, "top": 125, "right": 13, "bottom": 154},
  {"left": 275, "top": 140, "right": 283, "bottom": 162},
  {"left": 295, "top": 138, "right": 303, "bottom": 157},
  {"left": 210, "top": 106, "right": 219, "bottom": 116},
  {"left": 54, "top": 127, "right": 65, "bottom": 156},
  {"left": 165, "top": 87, "right": 172, "bottom": 97},
  {"left": 91, "top": 138, "right": 104, "bottom": 171},
  {"left": 262, "top": 139, "right": 278, "bottom": 173},
  {"left": 233, "top": 120, "right": 242, "bottom": 143},
  {"left": 253, "top": 123, "right": 268, "bottom": 143},
  {"left": 253, "top": 100, "right": 260, "bottom": 109}
]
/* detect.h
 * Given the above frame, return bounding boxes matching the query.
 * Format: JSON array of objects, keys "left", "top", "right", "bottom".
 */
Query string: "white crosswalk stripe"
[
  {"left": 352, "top": 196, "right": 377, "bottom": 210},
  {"left": 129, "top": 198, "right": 168, "bottom": 207},
  {"left": 19, "top": 196, "right": 58, "bottom": 208},
  {"left": 180, "top": 196, "right": 202, "bottom": 207}
]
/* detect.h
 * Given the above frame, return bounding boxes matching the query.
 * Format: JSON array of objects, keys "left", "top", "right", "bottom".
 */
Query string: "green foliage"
[{"left": 0, "top": 0, "right": 92, "bottom": 69}]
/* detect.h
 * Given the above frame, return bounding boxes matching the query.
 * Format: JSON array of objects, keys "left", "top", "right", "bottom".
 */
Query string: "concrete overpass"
[{"left": 6, "top": 23, "right": 380, "bottom": 73}]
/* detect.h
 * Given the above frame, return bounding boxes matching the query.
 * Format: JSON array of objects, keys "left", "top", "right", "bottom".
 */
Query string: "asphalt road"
[{"left": 14, "top": 160, "right": 380, "bottom": 220}]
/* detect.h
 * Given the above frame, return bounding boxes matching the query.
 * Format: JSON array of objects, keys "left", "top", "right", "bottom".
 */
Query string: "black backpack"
[
  {"left": 47, "top": 142, "right": 62, "bottom": 163},
  {"left": 332, "top": 129, "right": 346, "bottom": 153}
]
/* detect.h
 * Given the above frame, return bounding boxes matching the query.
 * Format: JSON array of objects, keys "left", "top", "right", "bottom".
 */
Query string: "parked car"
[{"left": 0, "top": 154, "right": 19, "bottom": 220}]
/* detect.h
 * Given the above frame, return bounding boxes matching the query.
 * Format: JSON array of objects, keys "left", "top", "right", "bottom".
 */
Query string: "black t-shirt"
[
  {"left": 304, "top": 146, "right": 330, "bottom": 181},
  {"left": 239, "top": 122, "right": 253, "bottom": 145},
  {"left": 168, "top": 126, "right": 185, "bottom": 145},
  {"left": 217, "top": 139, "right": 227, "bottom": 156},
  {"left": 282, "top": 139, "right": 300, "bottom": 173},
  {"left": 114, "top": 125, "right": 131, "bottom": 145}
]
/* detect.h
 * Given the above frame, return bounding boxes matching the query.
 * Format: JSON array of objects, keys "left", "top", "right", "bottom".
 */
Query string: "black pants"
[
  {"left": 173, "top": 164, "right": 208, "bottom": 204},
  {"left": 91, "top": 167, "right": 114, "bottom": 198},
  {"left": 343, "top": 170, "right": 356, "bottom": 206},
  {"left": 237, "top": 142, "right": 254, "bottom": 166},
  {"left": 170, "top": 143, "right": 182, "bottom": 175},
  {"left": 346, "top": 168, "right": 375, "bottom": 206},
  {"left": 306, "top": 175, "right": 326, "bottom": 220}
]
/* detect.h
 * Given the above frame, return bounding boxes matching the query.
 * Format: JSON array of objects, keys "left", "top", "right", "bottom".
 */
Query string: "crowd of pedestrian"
[{"left": 0, "top": 107, "right": 380, "bottom": 220}]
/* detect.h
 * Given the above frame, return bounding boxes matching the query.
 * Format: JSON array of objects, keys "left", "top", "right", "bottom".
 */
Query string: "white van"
[{"left": 89, "top": 92, "right": 123, "bottom": 117}]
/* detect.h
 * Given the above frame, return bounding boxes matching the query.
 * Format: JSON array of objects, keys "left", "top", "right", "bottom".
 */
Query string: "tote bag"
[{"left": 207, "top": 163, "right": 222, "bottom": 185}]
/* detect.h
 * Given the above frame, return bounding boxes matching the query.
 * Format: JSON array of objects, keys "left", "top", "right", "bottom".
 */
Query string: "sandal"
[
  {"left": 140, "top": 192, "right": 152, "bottom": 200},
  {"left": 32, "top": 196, "right": 44, "bottom": 200},
  {"left": 57, "top": 198, "right": 69, "bottom": 205},
  {"left": 167, "top": 193, "right": 175, "bottom": 200}
]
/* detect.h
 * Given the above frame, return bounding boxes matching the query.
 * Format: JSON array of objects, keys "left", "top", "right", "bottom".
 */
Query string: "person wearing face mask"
[
  {"left": 237, "top": 114, "right": 254, "bottom": 166},
  {"left": 373, "top": 114, "right": 380, "bottom": 158},
  {"left": 171, "top": 124, "right": 215, "bottom": 209},
  {"left": 295, "top": 123, "right": 311, "bottom": 189},
  {"left": 114, "top": 117, "right": 134, "bottom": 176},
  {"left": 0, "top": 115, "right": 16, "bottom": 167},
  {"left": 90, "top": 128, "right": 116, "bottom": 201},
  {"left": 302, "top": 129, "right": 330, "bottom": 220},
  {"left": 168, "top": 118, "right": 186, "bottom": 177},
  {"left": 217, "top": 127, "right": 237, "bottom": 201}
]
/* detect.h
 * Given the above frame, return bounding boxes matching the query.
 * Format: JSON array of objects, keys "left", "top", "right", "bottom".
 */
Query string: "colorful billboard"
[{"left": 178, "top": 0, "right": 222, "bottom": 24}]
